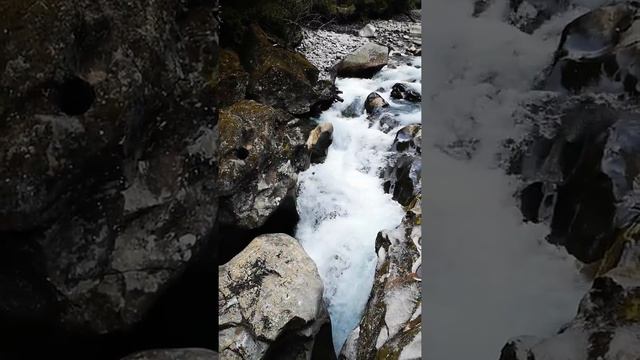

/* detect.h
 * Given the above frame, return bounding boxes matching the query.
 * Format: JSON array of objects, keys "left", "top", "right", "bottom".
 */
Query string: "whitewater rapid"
[
  {"left": 295, "top": 57, "right": 422, "bottom": 352},
  {"left": 423, "top": 1, "right": 594, "bottom": 359}
]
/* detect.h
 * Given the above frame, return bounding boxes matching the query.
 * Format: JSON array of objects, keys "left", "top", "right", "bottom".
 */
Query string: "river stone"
[
  {"left": 307, "top": 122, "right": 334, "bottom": 164},
  {"left": 364, "top": 92, "right": 390, "bottom": 115},
  {"left": 358, "top": 24, "right": 377, "bottom": 38},
  {"left": 121, "top": 348, "right": 218, "bottom": 360},
  {"left": 219, "top": 233, "right": 333, "bottom": 360},
  {"left": 335, "top": 43, "right": 389, "bottom": 78},
  {"left": 0, "top": 0, "right": 220, "bottom": 334},
  {"left": 383, "top": 125, "right": 422, "bottom": 207},
  {"left": 216, "top": 100, "right": 310, "bottom": 229},
  {"left": 340, "top": 196, "right": 422, "bottom": 359},
  {"left": 390, "top": 83, "right": 421, "bottom": 103}
]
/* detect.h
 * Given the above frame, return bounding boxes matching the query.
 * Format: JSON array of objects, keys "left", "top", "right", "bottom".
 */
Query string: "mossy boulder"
[
  {"left": 241, "top": 24, "right": 332, "bottom": 116},
  {"left": 306, "top": 122, "right": 334, "bottom": 164},
  {"left": 217, "top": 100, "right": 310, "bottom": 229},
  {"left": 213, "top": 49, "right": 249, "bottom": 107}
]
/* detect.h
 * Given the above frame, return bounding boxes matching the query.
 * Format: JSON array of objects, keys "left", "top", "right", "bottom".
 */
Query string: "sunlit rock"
[
  {"left": 307, "top": 122, "right": 334, "bottom": 164},
  {"left": 335, "top": 43, "right": 390, "bottom": 78},
  {"left": 219, "top": 233, "right": 335, "bottom": 360}
]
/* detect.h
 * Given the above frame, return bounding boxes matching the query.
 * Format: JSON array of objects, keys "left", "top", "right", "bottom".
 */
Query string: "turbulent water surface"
[
  {"left": 296, "top": 57, "right": 422, "bottom": 352},
  {"left": 423, "top": 1, "right": 593, "bottom": 359}
]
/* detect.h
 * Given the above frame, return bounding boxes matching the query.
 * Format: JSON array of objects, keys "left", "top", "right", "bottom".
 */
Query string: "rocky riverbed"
[
  {"left": 219, "top": 13, "right": 423, "bottom": 360},
  {"left": 0, "top": 0, "right": 421, "bottom": 359}
]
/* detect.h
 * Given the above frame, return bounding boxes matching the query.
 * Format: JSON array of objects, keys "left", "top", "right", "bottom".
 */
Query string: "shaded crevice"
[
  {"left": 218, "top": 193, "right": 300, "bottom": 265},
  {"left": 55, "top": 76, "right": 96, "bottom": 116},
  {"left": 0, "top": 228, "right": 218, "bottom": 360},
  {"left": 521, "top": 182, "right": 543, "bottom": 223}
]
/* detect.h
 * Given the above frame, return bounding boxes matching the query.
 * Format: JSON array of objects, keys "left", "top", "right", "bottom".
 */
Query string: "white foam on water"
[
  {"left": 296, "top": 60, "right": 421, "bottom": 352},
  {"left": 423, "top": 1, "right": 592, "bottom": 359}
]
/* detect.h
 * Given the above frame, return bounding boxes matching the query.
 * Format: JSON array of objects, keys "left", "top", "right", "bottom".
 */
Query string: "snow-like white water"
[
  {"left": 296, "top": 58, "right": 421, "bottom": 352},
  {"left": 424, "top": 1, "right": 593, "bottom": 359}
]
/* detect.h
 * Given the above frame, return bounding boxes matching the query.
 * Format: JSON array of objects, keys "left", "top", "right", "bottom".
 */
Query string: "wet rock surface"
[
  {"left": 391, "top": 83, "right": 421, "bottom": 103},
  {"left": 364, "top": 92, "right": 390, "bottom": 114},
  {"left": 341, "top": 189, "right": 422, "bottom": 359},
  {"left": 501, "top": 2, "right": 640, "bottom": 357},
  {"left": 219, "top": 233, "right": 335, "bottom": 360},
  {"left": 384, "top": 125, "right": 422, "bottom": 207},
  {"left": 506, "top": 93, "right": 626, "bottom": 263},
  {"left": 307, "top": 122, "right": 334, "bottom": 164}
]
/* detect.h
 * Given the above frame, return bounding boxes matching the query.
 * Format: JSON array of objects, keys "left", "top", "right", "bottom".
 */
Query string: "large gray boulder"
[
  {"left": 334, "top": 43, "right": 390, "bottom": 78},
  {"left": 219, "top": 233, "right": 335, "bottom": 360}
]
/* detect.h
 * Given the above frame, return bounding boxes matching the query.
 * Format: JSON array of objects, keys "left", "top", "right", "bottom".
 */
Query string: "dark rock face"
[
  {"left": 539, "top": 2, "right": 640, "bottom": 93},
  {"left": 242, "top": 24, "right": 332, "bottom": 116},
  {"left": 0, "top": 0, "right": 221, "bottom": 340},
  {"left": 214, "top": 49, "right": 250, "bottom": 108},
  {"left": 312, "top": 0, "right": 419, "bottom": 20},
  {"left": 390, "top": 83, "right": 421, "bottom": 103},
  {"left": 383, "top": 125, "right": 422, "bottom": 207},
  {"left": 505, "top": 94, "right": 640, "bottom": 263},
  {"left": 220, "top": 0, "right": 310, "bottom": 49}
]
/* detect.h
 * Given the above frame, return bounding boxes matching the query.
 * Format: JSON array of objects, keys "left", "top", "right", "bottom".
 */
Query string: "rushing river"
[
  {"left": 423, "top": 1, "right": 592, "bottom": 359},
  {"left": 295, "top": 56, "right": 422, "bottom": 352}
]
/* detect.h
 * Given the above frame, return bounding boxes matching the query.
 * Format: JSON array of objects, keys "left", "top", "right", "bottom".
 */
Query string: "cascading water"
[
  {"left": 423, "top": 0, "right": 595, "bottom": 359},
  {"left": 295, "top": 56, "right": 422, "bottom": 352}
]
